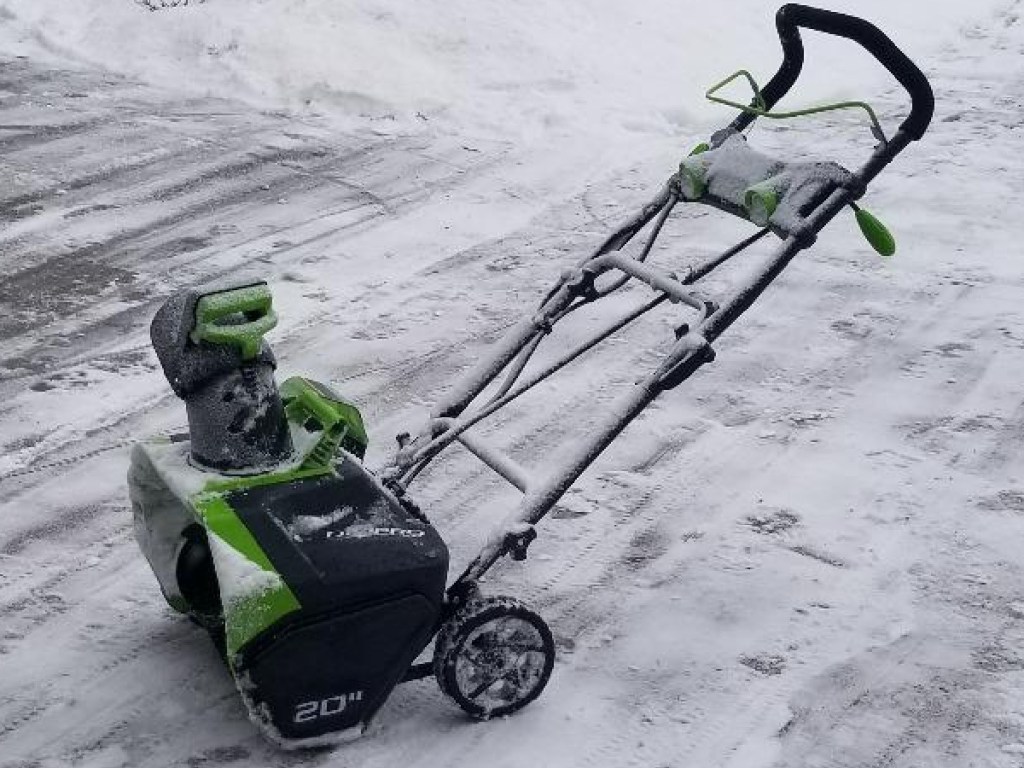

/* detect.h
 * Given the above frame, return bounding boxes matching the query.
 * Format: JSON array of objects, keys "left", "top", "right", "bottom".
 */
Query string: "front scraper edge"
[{"left": 128, "top": 4, "right": 934, "bottom": 749}]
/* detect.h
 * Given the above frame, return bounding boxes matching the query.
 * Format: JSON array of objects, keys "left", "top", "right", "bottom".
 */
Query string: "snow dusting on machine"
[{"left": 128, "top": 5, "right": 933, "bottom": 749}]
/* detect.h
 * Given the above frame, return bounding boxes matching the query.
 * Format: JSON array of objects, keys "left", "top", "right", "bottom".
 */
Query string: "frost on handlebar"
[{"left": 678, "top": 131, "right": 852, "bottom": 236}]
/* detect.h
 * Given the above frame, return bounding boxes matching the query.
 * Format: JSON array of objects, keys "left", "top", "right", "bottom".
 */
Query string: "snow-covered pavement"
[{"left": 2, "top": 2, "right": 1024, "bottom": 767}]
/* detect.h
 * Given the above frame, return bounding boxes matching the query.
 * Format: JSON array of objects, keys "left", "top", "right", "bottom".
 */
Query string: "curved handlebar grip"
[{"left": 743, "top": 4, "right": 934, "bottom": 141}]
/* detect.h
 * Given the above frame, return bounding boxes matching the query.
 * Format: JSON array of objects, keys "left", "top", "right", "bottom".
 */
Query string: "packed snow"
[
  {"left": 1, "top": 1, "right": 1024, "bottom": 767},
  {"left": 0, "top": 0, "right": 999, "bottom": 140}
]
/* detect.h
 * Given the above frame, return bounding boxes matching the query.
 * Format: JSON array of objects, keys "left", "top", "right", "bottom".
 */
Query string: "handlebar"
[{"left": 734, "top": 4, "right": 934, "bottom": 141}]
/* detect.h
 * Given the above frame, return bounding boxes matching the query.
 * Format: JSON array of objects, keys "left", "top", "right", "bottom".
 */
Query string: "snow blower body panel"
[
  {"left": 212, "top": 459, "right": 448, "bottom": 743},
  {"left": 130, "top": 432, "right": 449, "bottom": 745}
]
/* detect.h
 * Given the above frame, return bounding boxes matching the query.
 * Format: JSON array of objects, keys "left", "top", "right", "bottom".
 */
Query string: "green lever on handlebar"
[
  {"left": 852, "top": 204, "right": 896, "bottom": 258},
  {"left": 191, "top": 283, "right": 278, "bottom": 360},
  {"left": 705, "top": 69, "right": 888, "bottom": 144}
]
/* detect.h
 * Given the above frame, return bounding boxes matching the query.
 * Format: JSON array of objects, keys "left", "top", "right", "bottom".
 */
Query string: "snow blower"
[{"left": 129, "top": 4, "right": 933, "bottom": 749}]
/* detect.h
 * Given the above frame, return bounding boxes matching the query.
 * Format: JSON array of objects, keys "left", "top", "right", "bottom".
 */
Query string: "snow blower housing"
[
  {"left": 130, "top": 4, "right": 933, "bottom": 750},
  {"left": 130, "top": 282, "right": 451, "bottom": 746}
]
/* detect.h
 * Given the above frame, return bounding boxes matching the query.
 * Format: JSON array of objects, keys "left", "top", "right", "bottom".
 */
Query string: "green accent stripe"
[
  {"left": 192, "top": 494, "right": 301, "bottom": 657},
  {"left": 194, "top": 495, "right": 278, "bottom": 570}
]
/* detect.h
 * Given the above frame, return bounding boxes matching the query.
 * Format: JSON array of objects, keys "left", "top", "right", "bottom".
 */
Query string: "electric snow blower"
[{"left": 129, "top": 5, "right": 933, "bottom": 749}]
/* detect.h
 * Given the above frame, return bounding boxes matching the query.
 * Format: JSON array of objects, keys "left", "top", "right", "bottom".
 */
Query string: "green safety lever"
[{"left": 705, "top": 69, "right": 888, "bottom": 143}]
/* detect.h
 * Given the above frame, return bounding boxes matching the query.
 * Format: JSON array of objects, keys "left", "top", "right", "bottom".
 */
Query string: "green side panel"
[
  {"left": 191, "top": 494, "right": 301, "bottom": 658},
  {"left": 193, "top": 494, "right": 278, "bottom": 570},
  {"left": 855, "top": 207, "right": 897, "bottom": 258},
  {"left": 190, "top": 283, "right": 277, "bottom": 360}
]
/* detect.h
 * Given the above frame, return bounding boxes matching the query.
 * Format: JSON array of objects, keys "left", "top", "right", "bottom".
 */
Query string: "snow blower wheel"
[{"left": 434, "top": 596, "right": 555, "bottom": 720}]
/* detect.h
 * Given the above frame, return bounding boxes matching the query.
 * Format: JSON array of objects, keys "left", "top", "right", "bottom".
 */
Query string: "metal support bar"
[
  {"left": 583, "top": 182, "right": 678, "bottom": 264},
  {"left": 390, "top": 213, "right": 770, "bottom": 486},
  {"left": 590, "top": 251, "right": 708, "bottom": 312},
  {"left": 447, "top": 179, "right": 867, "bottom": 589},
  {"left": 434, "top": 418, "right": 531, "bottom": 493},
  {"left": 429, "top": 312, "right": 557, "bottom": 421},
  {"left": 703, "top": 186, "right": 853, "bottom": 344},
  {"left": 394, "top": 295, "right": 669, "bottom": 483},
  {"left": 429, "top": 184, "right": 681, "bottom": 423},
  {"left": 452, "top": 368, "right": 671, "bottom": 589},
  {"left": 414, "top": 89, "right": 923, "bottom": 595}
]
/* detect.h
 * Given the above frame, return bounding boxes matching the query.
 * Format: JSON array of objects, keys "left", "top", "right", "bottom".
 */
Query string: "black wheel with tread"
[{"left": 434, "top": 595, "right": 555, "bottom": 719}]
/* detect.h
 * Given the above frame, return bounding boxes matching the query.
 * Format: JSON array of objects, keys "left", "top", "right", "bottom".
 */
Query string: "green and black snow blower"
[
  {"left": 130, "top": 4, "right": 933, "bottom": 749},
  {"left": 129, "top": 281, "right": 461, "bottom": 747}
]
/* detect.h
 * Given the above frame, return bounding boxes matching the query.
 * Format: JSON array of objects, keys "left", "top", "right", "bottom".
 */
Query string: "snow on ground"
[
  {"left": 2, "top": 1, "right": 1024, "bottom": 767},
  {"left": 0, "top": 0, "right": 1003, "bottom": 141}
]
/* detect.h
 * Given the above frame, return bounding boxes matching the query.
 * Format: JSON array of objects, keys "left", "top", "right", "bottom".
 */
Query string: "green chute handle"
[
  {"left": 851, "top": 203, "right": 896, "bottom": 257},
  {"left": 190, "top": 283, "right": 278, "bottom": 360}
]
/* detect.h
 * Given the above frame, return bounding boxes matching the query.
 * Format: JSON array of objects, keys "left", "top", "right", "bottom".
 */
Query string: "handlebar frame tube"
[
  {"left": 389, "top": 4, "right": 935, "bottom": 602},
  {"left": 731, "top": 4, "right": 934, "bottom": 142}
]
